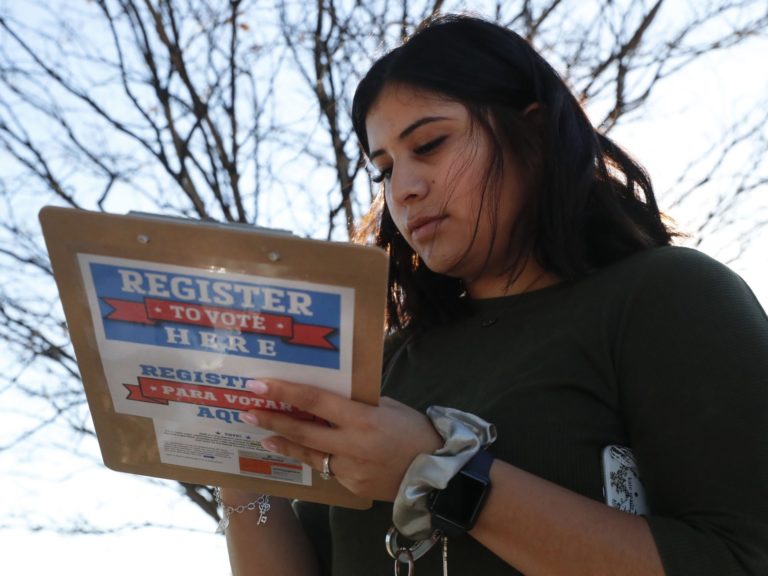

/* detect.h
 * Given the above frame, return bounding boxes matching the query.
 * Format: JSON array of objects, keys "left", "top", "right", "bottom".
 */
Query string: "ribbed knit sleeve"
[{"left": 616, "top": 248, "right": 768, "bottom": 575}]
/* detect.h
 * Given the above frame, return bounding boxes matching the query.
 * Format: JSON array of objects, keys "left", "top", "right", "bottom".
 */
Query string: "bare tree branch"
[{"left": 0, "top": 0, "right": 765, "bottom": 539}]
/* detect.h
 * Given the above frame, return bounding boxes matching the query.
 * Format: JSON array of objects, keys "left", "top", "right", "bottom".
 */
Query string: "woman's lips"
[{"left": 408, "top": 215, "right": 446, "bottom": 242}]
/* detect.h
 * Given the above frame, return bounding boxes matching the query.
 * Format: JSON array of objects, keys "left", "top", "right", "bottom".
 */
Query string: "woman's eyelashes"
[
  {"left": 369, "top": 136, "right": 448, "bottom": 183},
  {"left": 413, "top": 135, "right": 447, "bottom": 155},
  {"left": 370, "top": 167, "right": 391, "bottom": 184}
]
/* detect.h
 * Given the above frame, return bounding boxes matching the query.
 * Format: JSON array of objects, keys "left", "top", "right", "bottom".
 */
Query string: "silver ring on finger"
[{"left": 320, "top": 453, "right": 334, "bottom": 480}]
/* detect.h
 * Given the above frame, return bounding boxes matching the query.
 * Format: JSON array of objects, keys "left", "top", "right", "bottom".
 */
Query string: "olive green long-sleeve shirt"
[{"left": 300, "top": 246, "right": 768, "bottom": 575}]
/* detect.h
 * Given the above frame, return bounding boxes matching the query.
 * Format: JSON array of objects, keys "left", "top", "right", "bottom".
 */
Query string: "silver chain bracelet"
[{"left": 214, "top": 487, "right": 271, "bottom": 533}]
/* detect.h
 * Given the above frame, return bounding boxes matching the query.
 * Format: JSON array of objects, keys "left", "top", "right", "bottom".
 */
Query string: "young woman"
[{"left": 220, "top": 14, "right": 768, "bottom": 575}]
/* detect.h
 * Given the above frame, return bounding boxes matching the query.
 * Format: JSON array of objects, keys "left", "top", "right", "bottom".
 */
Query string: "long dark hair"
[{"left": 352, "top": 14, "right": 676, "bottom": 333}]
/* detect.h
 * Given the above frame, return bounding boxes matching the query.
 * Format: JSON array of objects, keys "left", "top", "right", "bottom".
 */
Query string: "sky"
[
  {"left": 612, "top": 34, "right": 768, "bottom": 304},
  {"left": 589, "top": 4, "right": 767, "bottom": 300},
  {"left": 1, "top": 4, "right": 767, "bottom": 576}
]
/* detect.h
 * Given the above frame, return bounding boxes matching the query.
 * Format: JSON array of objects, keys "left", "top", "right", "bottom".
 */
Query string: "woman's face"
[{"left": 365, "top": 83, "right": 526, "bottom": 295}]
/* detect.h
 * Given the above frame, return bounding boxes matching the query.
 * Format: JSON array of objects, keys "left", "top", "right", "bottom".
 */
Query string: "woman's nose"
[{"left": 389, "top": 166, "right": 429, "bottom": 205}]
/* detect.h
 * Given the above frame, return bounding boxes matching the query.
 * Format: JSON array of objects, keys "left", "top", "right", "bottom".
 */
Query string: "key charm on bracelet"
[{"left": 214, "top": 487, "right": 270, "bottom": 533}]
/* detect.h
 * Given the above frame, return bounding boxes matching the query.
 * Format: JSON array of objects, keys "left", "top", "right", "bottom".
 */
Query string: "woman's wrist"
[
  {"left": 215, "top": 487, "right": 272, "bottom": 533},
  {"left": 391, "top": 406, "right": 497, "bottom": 539}
]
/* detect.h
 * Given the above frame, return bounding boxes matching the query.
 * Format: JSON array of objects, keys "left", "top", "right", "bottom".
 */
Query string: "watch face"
[{"left": 430, "top": 473, "right": 489, "bottom": 528}]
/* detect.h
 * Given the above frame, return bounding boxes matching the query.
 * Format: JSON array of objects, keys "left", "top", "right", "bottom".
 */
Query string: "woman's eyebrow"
[{"left": 369, "top": 115, "right": 449, "bottom": 160}]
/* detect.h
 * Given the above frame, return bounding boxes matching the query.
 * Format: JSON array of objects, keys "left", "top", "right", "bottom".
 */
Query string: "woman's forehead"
[
  {"left": 368, "top": 84, "right": 459, "bottom": 116},
  {"left": 365, "top": 85, "right": 466, "bottom": 142}
]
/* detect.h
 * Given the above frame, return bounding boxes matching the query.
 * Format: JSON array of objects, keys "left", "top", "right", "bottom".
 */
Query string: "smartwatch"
[{"left": 427, "top": 449, "right": 494, "bottom": 536}]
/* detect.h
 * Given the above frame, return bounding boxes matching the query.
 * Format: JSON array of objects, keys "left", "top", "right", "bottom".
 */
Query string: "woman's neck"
[{"left": 465, "top": 259, "right": 560, "bottom": 299}]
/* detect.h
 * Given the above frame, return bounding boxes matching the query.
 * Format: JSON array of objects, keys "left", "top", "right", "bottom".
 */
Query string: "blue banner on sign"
[{"left": 89, "top": 262, "right": 342, "bottom": 369}]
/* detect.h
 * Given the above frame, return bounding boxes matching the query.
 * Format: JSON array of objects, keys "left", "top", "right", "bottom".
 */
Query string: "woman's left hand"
[{"left": 241, "top": 378, "right": 442, "bottom": 502}]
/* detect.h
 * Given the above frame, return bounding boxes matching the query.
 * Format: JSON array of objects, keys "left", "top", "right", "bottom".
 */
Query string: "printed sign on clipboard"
[{"left": 40, "top": 206, "right": 388, "bottom": 509}]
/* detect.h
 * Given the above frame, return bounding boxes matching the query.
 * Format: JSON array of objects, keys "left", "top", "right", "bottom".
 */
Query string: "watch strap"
[{"left": 463, "top": 447, "right": 494, "bottom": 479}]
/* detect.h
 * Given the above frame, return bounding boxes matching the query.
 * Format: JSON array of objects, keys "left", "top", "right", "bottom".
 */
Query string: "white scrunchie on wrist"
[{"left": 392, "top": 406, "right": 497, "bottom": 539}]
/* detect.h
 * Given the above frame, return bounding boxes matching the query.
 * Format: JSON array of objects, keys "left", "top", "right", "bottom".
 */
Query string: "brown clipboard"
[{"left": 39, "top": 206, "right": 388, "bottom": 509}]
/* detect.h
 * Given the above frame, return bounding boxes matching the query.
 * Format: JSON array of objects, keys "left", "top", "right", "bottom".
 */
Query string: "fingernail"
[
  {"left": 245, "top": 380, "right": 269, "bottom": 394},
  {"left": 241, "top": 412, "right": 259, "bottom": 426},
  {"left": 261, "top": 438, "right": 277, "bottom": 452}
]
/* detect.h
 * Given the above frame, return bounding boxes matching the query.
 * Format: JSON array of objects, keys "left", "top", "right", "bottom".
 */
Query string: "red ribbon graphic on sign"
[
  {"left": 104, "top": 297, "right": 336, "bottom": 350},
  {"left": 124, "top": 377, "right": 320, "bottom": 421}
]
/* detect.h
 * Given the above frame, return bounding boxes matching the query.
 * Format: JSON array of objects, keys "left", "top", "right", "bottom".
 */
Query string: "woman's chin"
[{"left": 419, "top": 255, "right": 469, "bottom": 280}]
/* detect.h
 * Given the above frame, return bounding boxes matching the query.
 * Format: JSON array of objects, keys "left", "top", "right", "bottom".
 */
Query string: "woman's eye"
[
  {"left": 414, "top": 136, "right": 447, "bottom": 155},
  {"left": 367, "top": 136, "right": 446, "bottom": 183},
  {"left": 370, "top": 167, "right": 392, "bottom": 184}
]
